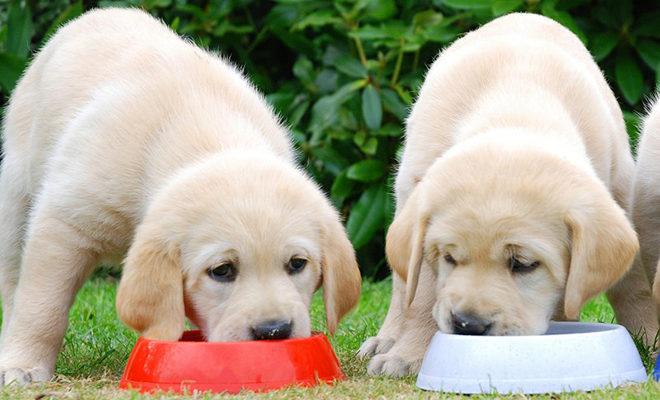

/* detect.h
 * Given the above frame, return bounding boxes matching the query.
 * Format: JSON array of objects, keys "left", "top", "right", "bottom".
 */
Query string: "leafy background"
[{"left": 1, "top": 0, "right": 659, "bottom": 279}]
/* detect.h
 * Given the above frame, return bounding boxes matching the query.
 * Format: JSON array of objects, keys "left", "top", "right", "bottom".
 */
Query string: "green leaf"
[
  {"left": 541, "top": 3, "right": 587, "bottom": 45},
  {"left": 315, "top": 69, "right": 338, "bottom": 93},
  {"left": 349, "top": 23, "right": 408, "bottom": 41},
  {"left": 290, "top": 129, "right": 306, "bottom": 145},
  {"left": 615, "top": 52, "right": 644, "bottom": 105},
  {"left": 635, "top": 40, "right": 660, "bottom": 71},
  {"left": 424, "top": 24, "right": 461, "bottom": 43},
  {"left": 635, "top": 12, "right": 660, "bottom": 39},
  {"left": 269, "top": 26, "right": 316, "bottom": 59},
  {"left": 335, "top": 56, "right": 368, "bottom": 78},
  {"left": 310, "top": 80, "right": 364, "bottom": 130},
  {"left": 338, "top": 107, "right": 359, "bottom": 131},
  {"left": 170, "top": 17, "right": 181, "bottom": 31},
  {"left": 362, "top": 85, "right": 382, "bottom": 131},
  {"left": 347, "top": 159, "right": 385, "bottom": 182},
  {"left": 393, "top": 85, "right": 413, "bottom": 105},
  {"left": 309, "top": 96, "right": 341, "bottom": 137},
  {"left": 145, "top": 0, "right": 172, "bottom": 7},
  {"left": 292, "top": 9, "right": 342, "bottom": 31},
  {"left": 212, "top": 21, "right": 253, "bottom": 36},
  {"left": 492, "top": 0, "right": 523, "bottom": 16},
  {"left": 311, "top": 146, "right": 350, "bottom": 175},
  {"left": 592, "top": 1, "right": 632, "bottom": 30},
  {"left": 412, "top": 10, "right": 443, "bottom": 29},
  {"left": 346, "top": 183, "right": 388, "bottom": 249},
  {"left": 359, "top": 137, "right": 378, "bottom": 155},
  {"left": 331, "top": 169, "right": 355, "bottom": 205},
  {"left": 267, "top": 92, "right": 295, "bottom": 114},
  {"left": 0, "top": 52, "right": 27, "bottom": 92},
  {"left": 364, "top": 0, "right": 397, "bottom": 21},
  {"left": 309, "top": 80, "right": 364, "bottom": 135},
  {"left": 443, "top": 0, "right": 491, "bottom": 10},
  {"left": 353, "top": 130, "right": 367, "bottom": 147},
  {"left": 381, "top": 89, "right": 408, "bottom": 121},
  {"left": 293, "top": 56, "right": 314, "bottom": 86},
  {"left": 373, "top": 123, "right": 402, "bottom": 137},
  {"left": 288, "top": 98, "right": 310, "bottom": 128},
  {"left": 43, "top": 0, "right": 83, "bottom": 42},
  {"left": 590, "top": 31, "right": 619, "bottom": 61},
  {"left": 6, "top": 0, "right": 34, "bottom": 58},
  {"left": 623, "top": 111, "right": 640, "bottom": 148}
]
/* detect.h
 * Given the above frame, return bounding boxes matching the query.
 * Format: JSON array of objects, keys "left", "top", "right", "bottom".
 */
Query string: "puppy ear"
[
  {"left": 320, "top": 208, "right": 361, "bottom": 335},
  {"left": 385, "top": 187, "right": 428, "bottom": 308},
  {"left": 563, "top": 186, "right": 639, "bottom": 319},
  {"left": 117, "top": 225, "right": 185, "bottom": 341}
]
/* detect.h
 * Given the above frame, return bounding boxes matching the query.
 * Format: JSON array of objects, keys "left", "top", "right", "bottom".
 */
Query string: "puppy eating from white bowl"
[{"left": 359, "top": 13, "right": 657, "bottom": 377}]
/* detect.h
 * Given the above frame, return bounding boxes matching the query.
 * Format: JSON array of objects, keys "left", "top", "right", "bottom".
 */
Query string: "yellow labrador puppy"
[
  {"left": 0, "top": 8, "right": 361, "bottom": 385},
  {"left": 633, "top": 98, "right": 660, "bottom": 311},
  {"left": 359, "top": 13, "right": 658, "bottom": 376}
]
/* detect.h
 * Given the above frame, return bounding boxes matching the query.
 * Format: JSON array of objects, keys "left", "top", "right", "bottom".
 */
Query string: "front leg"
[
  {"left": 358, "top": 273, "right": 406, "bottom": 358},
  {"left": 367, "top": 265, "right": 437, "bottom": 377},
  {"left": 0, "top": 212, "right": 98, "bottom": 385}
]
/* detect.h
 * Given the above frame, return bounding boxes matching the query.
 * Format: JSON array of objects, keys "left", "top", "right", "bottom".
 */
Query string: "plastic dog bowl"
[
  {"left": 417, "top": 322, "right": 647, "bottom": 394},
  {"left": 654, "top": 353, "right": 660, "bottom": 381},
  {"left": 119, "top": 330, "right": 344, "bottom": 394}
]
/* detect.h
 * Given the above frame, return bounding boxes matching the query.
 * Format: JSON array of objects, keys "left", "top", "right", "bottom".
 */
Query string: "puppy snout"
[
  {"left": 251, "top": 320, "right": 293, "bottom": 340},
  {"left": 451, "top": 312, "right": 492, "bottom": 335}
]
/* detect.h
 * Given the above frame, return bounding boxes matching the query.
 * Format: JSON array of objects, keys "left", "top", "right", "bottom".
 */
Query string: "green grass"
[{"left": 1, "top": 277, "right": 659, "bottom": 399}]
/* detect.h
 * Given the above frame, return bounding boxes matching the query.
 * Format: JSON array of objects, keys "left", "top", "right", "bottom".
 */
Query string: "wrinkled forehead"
[
  {"left": 183, "top": 235, "right": 320, "bottom": 267},
  {"left": 425, "top": 199, "right": 567, "bottom": 259},
  {"left": 180, "top": 213, "right": 323, "bottom": 267}
]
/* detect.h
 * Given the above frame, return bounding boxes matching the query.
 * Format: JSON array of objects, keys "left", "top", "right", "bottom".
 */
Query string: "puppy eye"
[
  {"left": 443, "top": 253, "right": 457, "bottom": 266},
  {"left": 510, "top": 257, "right": 540, "bottom": 274},
  {"left": 208, "top": 262, "right": 237, "bottom": 282},
  {"left": 287, "top": 257, "right": 307, "bottom": 275}
]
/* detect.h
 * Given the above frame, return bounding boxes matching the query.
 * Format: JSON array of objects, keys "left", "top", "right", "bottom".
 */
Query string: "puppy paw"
[
  {"left": 0, "top": 367, "right": 51, "bottom": 386},
  {"left": 367, "top": 353, "right": 421, "bottom": 377},
  {"left": 357, "top": 336, "right": 395, "bottom": 359}
]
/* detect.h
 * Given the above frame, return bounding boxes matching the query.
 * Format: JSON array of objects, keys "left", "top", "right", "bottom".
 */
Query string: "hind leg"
[
  {"left": 0, "top": 204, "right": 99, "bottom": 385},
  {"left": 608, "top": 157, "right": 659, "bottom": 345},
  {"left": 0, "top": 166, "right": 29, "bottom": 340}
]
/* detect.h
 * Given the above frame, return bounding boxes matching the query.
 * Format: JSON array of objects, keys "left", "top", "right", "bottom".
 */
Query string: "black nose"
[
  {"left": 451, "top": 312, "right": 492, "bottom": 335},
  {"left": 251, "top": 320, "right": 292, "bottom": 340}
]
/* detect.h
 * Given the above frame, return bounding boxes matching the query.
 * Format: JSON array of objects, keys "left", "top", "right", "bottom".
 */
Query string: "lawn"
[{"left": 1, "top": 274, "right": 659, "bottom": 399}]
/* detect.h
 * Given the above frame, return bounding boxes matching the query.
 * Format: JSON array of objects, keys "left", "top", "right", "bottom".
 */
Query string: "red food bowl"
[{"left": 119, "top": 330, "right": 344, "bottom": 394}]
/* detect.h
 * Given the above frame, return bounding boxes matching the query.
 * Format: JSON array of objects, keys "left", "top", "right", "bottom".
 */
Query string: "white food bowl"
[{"left": 417, "top": 321, "right": 647, "bottom": 394}]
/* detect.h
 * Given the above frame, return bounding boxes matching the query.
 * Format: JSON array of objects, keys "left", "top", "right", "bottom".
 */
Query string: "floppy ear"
[
  {"left": 563, "top": 187, "right": 639, "bottom": 319},
  {"left": 320, "top": 209, "right": 362, "bottom": 335},
  {"left": 117, "top": 226, "right": 185, "bottom": 341},
  {"left": 385, "top": 187, "right": 428, "bottom": 308}
]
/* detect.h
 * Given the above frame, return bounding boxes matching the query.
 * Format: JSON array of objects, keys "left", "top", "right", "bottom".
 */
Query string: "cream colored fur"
[
  {"left": 358, "top": 13, "right": 658, "bottom": 377},
  {"left": 0, "top": 8, "right": 361, "bottom": 385},
  {"left": 633, "top": 98, "right": 660, "bottom": 314}
]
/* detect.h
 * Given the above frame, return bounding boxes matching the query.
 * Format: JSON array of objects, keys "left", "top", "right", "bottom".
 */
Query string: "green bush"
[{"left": 1, "top": 0, "right": 659, "bottom": 278}]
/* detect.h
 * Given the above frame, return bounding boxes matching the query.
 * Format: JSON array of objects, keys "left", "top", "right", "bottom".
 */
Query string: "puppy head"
[
  {"left": 388, "top": 147, "right": 637, "bottom": 335},
  {"left": 116, "top": 153, "right": 360, "bottom": 341}
]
